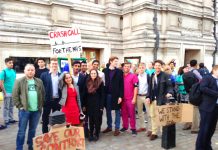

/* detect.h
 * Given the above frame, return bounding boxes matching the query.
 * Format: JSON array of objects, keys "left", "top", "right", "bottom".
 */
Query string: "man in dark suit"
[
  {"left": 40, "top": 57, "right": 61, "bottom": 133},
  {"left": 196, "top": 65, "right": 218, "bottom": 150}
]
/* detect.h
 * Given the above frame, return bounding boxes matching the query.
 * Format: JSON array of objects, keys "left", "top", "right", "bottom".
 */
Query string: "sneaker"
[
  {"left": 0, "top": 125, "right": 7, "bottom": 130},
  {"left": 114, "top": 129, "right": 120, "bottom": 136},
  {"left": 131, "top": 129, "right": 137, "bottom": 137},
  {"left": 102, "top": 127, "right": 112, "bottom": 133},
  {"left": 9, "top": 120, "right": 18, "bottom": 124},
  {"left": 144, "top": 120, "right": 148, "bottom": 123},
  {"left": 89, "top": 136, "right": 94, "bottom": 142},
  {"left": 120, "top": 128, "right": 127, "bottom": 133},
  {"left": 147, "top": 131, "right": 152, "bottom": 137},
  {"left": 191, "top": 131, "right": 199, "bottom": 134},
  {"left": 150, "top": 134, "right": 158, "bottom": 140},
  {"left": 93, "top": 136, "right": 99, "bottom": 141},
  {"left": 136, "top": 128, "right": 146, "bottom": 132}
]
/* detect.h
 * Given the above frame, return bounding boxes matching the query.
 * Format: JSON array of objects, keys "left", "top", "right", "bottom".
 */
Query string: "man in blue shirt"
[{"left": 0, "top": 58, "right": 16, "bottom": 129}]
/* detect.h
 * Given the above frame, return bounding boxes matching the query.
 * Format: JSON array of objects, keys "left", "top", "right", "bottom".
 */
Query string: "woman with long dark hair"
[
  {"left": 83, "top": 69, "right": 105, "bottom": 141},
  {"left": 59, "top": 73, "right": 82, "bottom": 126}
]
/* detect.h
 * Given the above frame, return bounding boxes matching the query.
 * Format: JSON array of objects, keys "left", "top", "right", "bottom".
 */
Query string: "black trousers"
[
  {"left": 89, "top": 114, "right": 102, "bottom": 137},
  {"left": 42, "top": 100, "right": 61, "bottom": 133},
  {"left": 196, "top": 106, "right": 218, "bottom": 150}
]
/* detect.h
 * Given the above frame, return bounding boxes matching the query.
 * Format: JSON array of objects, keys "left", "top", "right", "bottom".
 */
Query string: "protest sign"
[
  {"left": 155, "top": 103, "right": 193, "bottom": 126},
  {"left": 33, "top": 126, "right": 85, "bottom": 150},
  {"left": 48, "top": 27, "right": 82, "bottom": 58}
]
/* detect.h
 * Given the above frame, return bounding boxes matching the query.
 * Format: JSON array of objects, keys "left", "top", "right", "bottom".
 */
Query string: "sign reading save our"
[
  {"left": 48, "top": 27, "right": 82, "bottom": 57},
  {"left": 33, "top": 126, "right": 85, "bottom": 150}
]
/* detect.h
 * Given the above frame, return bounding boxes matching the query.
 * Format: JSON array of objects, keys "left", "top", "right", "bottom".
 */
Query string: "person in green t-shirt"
[
  {"left": 12, "top": 64, "right": 45, "bottom": 150},
  {"left": 0, "top": 58, "right": 16, "bottom": 129}
]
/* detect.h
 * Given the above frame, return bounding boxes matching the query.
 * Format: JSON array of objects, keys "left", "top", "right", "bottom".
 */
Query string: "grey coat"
[{"left": 58, "top": 72, "right": 82, "bottom": 112}]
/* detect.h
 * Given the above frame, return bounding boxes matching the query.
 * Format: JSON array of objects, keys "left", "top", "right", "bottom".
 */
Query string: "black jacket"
[
  {"left": 199, "top": 75, "right": 218, "bottom": 112},
  {"left": 84, "top": 82, "right": 105, "bottom": 116},
  {"left": 147, "top": 71, "right": 173, "bottom": 106},
  {"left": 103, "top": 68, "right": 124, "bottom": 110},
  {"left": 77, "top": 73, "right": 87, "bottom": 107}
]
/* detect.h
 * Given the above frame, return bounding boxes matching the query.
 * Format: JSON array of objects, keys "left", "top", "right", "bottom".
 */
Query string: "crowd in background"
[{"left": 0, "top": 56, "right": 217, "bottom": 150}]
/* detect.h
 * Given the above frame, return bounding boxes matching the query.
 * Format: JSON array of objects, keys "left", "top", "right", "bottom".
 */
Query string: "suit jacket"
[
  {"left": 199, "top": 75, "right": 218, "bottom": 112},
  {"left": 103, "top": 68, "right": 124, "bottom": 110},
  {"left": 40, "top": 71, "right": 62, "bottom": 104},
  {"left": 147, "top": 71, "right": 173, "bottom": 106}
]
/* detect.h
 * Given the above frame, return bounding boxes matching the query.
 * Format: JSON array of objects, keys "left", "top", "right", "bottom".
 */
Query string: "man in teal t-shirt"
[{"left": 0, "top": 57, "right": 16, "bottom": 129}]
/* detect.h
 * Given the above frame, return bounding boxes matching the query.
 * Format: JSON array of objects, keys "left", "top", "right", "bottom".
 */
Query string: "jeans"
[
  {"left": 196, "top": 107, "right": 218, "bottom": 150},
  {"left": 106, "top": 94, "right": 120, "bottom": 129},
  {"left": 16, "top": 110, "right": 41, "bottom": 150},
  {"left": 3, "top": 95, "right": 14, "bottom": 123}
]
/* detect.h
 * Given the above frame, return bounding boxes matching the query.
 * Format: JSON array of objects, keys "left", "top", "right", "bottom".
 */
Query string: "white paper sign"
[{"left": 48, "top": 27, "right": 82, "bottom": 57}]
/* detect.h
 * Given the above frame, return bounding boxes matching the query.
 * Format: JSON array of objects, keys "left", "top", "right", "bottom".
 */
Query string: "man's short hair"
[
  {"left": 108, "top": 56, "right": 118, "bottom": 64},
  {"left": 190, "top": 59, "right": 197, "bottom": 67},
  {"left": 37, "top": 58, "right": 45, "bottom": 63},
  {"left": 138, "top": 63, "right": 146, "bottom": 67},
  {"left": 24, "top": 64, "right": 35, "bottom": 70},
  {"left": 154, "top": 60, "right": 164, "bottom": 65},
  {"left": 50, "top": 57, "right": 58, "bottom": 62},
  {"left": 5, "top": 58, "right": 13, "bottom": 63},
  {"left": 199, "top": 63, "right": 204, "bottom": 68},
  {"left": 123, "top": 62, "right": 131, "bottom": 66},
  {"left": 92, "top": 60, "right": 100, "bottom": 65},
  {"left": 72, "top": 61, "right": 81, "bottom": 66},
  {"left": 81, "top": 60, "right": 87, "bottom": 64}
]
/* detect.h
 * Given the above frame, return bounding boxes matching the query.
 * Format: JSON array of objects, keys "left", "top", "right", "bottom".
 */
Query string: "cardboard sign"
[
  {"left": 33, "top": 126, "right": 85, "bottom": 150},
  {"left": 48, "top": 27, "right": 82, "bottom": 57},
  {"left": 155, "top": 104, "right": 193, "bottom": 126}
]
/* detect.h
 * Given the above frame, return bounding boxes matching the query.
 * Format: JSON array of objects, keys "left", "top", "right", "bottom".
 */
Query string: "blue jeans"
[
  {"left": 16, "top": 110, "right": 41, "bottom": 150},
  {"left": 3, "top": 95, "right": 14, "bottom": 124},
  {"left": 106, "top": 94, "right": 120, "bottom": 129}
]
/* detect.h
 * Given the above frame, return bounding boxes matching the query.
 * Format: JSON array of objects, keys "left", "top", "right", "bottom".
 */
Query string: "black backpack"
[
  {"left": 189, "top": 82, "right": 202, "bottom": 106},
  {"left": 198, "top": 68, "right": 210, "bottom": 77},
  {"left": 183, "top": 70, "right": 199, "bottom": 93}
]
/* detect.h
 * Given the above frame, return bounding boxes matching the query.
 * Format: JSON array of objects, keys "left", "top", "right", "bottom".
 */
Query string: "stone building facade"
[{"left": 0, "top": 0, "right": 217, "bottom": 71}]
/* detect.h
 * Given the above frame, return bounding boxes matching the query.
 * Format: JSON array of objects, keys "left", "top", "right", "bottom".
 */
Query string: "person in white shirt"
[{"left": 136, "top": 63, "right": 151, "bottom": 133}]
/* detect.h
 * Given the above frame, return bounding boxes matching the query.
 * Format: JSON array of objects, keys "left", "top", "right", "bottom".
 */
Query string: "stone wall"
[{"left": 0, "top": 0, "right": 217, "bottom": 70}]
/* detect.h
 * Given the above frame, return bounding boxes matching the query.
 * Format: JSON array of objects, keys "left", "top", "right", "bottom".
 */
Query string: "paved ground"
[{"left": 0, "top": 102, "right": 217, "bottom": 150}]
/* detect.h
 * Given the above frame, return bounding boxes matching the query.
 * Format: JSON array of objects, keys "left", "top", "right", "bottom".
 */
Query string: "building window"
[{"left": 10, "top": 57, "right": 49, "bottom": 73}]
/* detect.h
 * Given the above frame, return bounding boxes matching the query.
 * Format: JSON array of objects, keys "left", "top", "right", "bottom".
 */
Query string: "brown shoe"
[
  {"left": 183, "top": 126, "right": 191, "bottom": 130},
  {"left": 150, "top": 134, "right": 158, "bottom": 140},
  {"left": 147, "top": 131, "right": 152, "bottom": 137},
  {"left": 102, "top": 127, "right": 112, "bottom": 133},
  {"left": 136, "top": 128, "right": 146, "bottom": 132},
  {"left": 191, "top": 131, "right": 199, "bottom": 134},
  {"left": 114, "top": 129, "right": 120, "bottom": 136}
]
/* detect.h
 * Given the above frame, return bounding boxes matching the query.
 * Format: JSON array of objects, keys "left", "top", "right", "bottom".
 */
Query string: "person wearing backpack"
[
  {"left": 196, "top": 65, "right": 218, "bottom": 150},
  {"left": 0, "top": 58, "right": 16, "bottom": 130},
  {"left": 198, "top": 63, "right": 210, "bottom": 78},
  {"left": 183, "top": 59, "right": 202, "bottom": 134}
]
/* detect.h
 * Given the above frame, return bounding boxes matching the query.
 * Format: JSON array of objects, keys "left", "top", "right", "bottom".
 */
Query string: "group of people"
[{"left": 0, "top": 56, "right": 217, "bottom": 150}]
